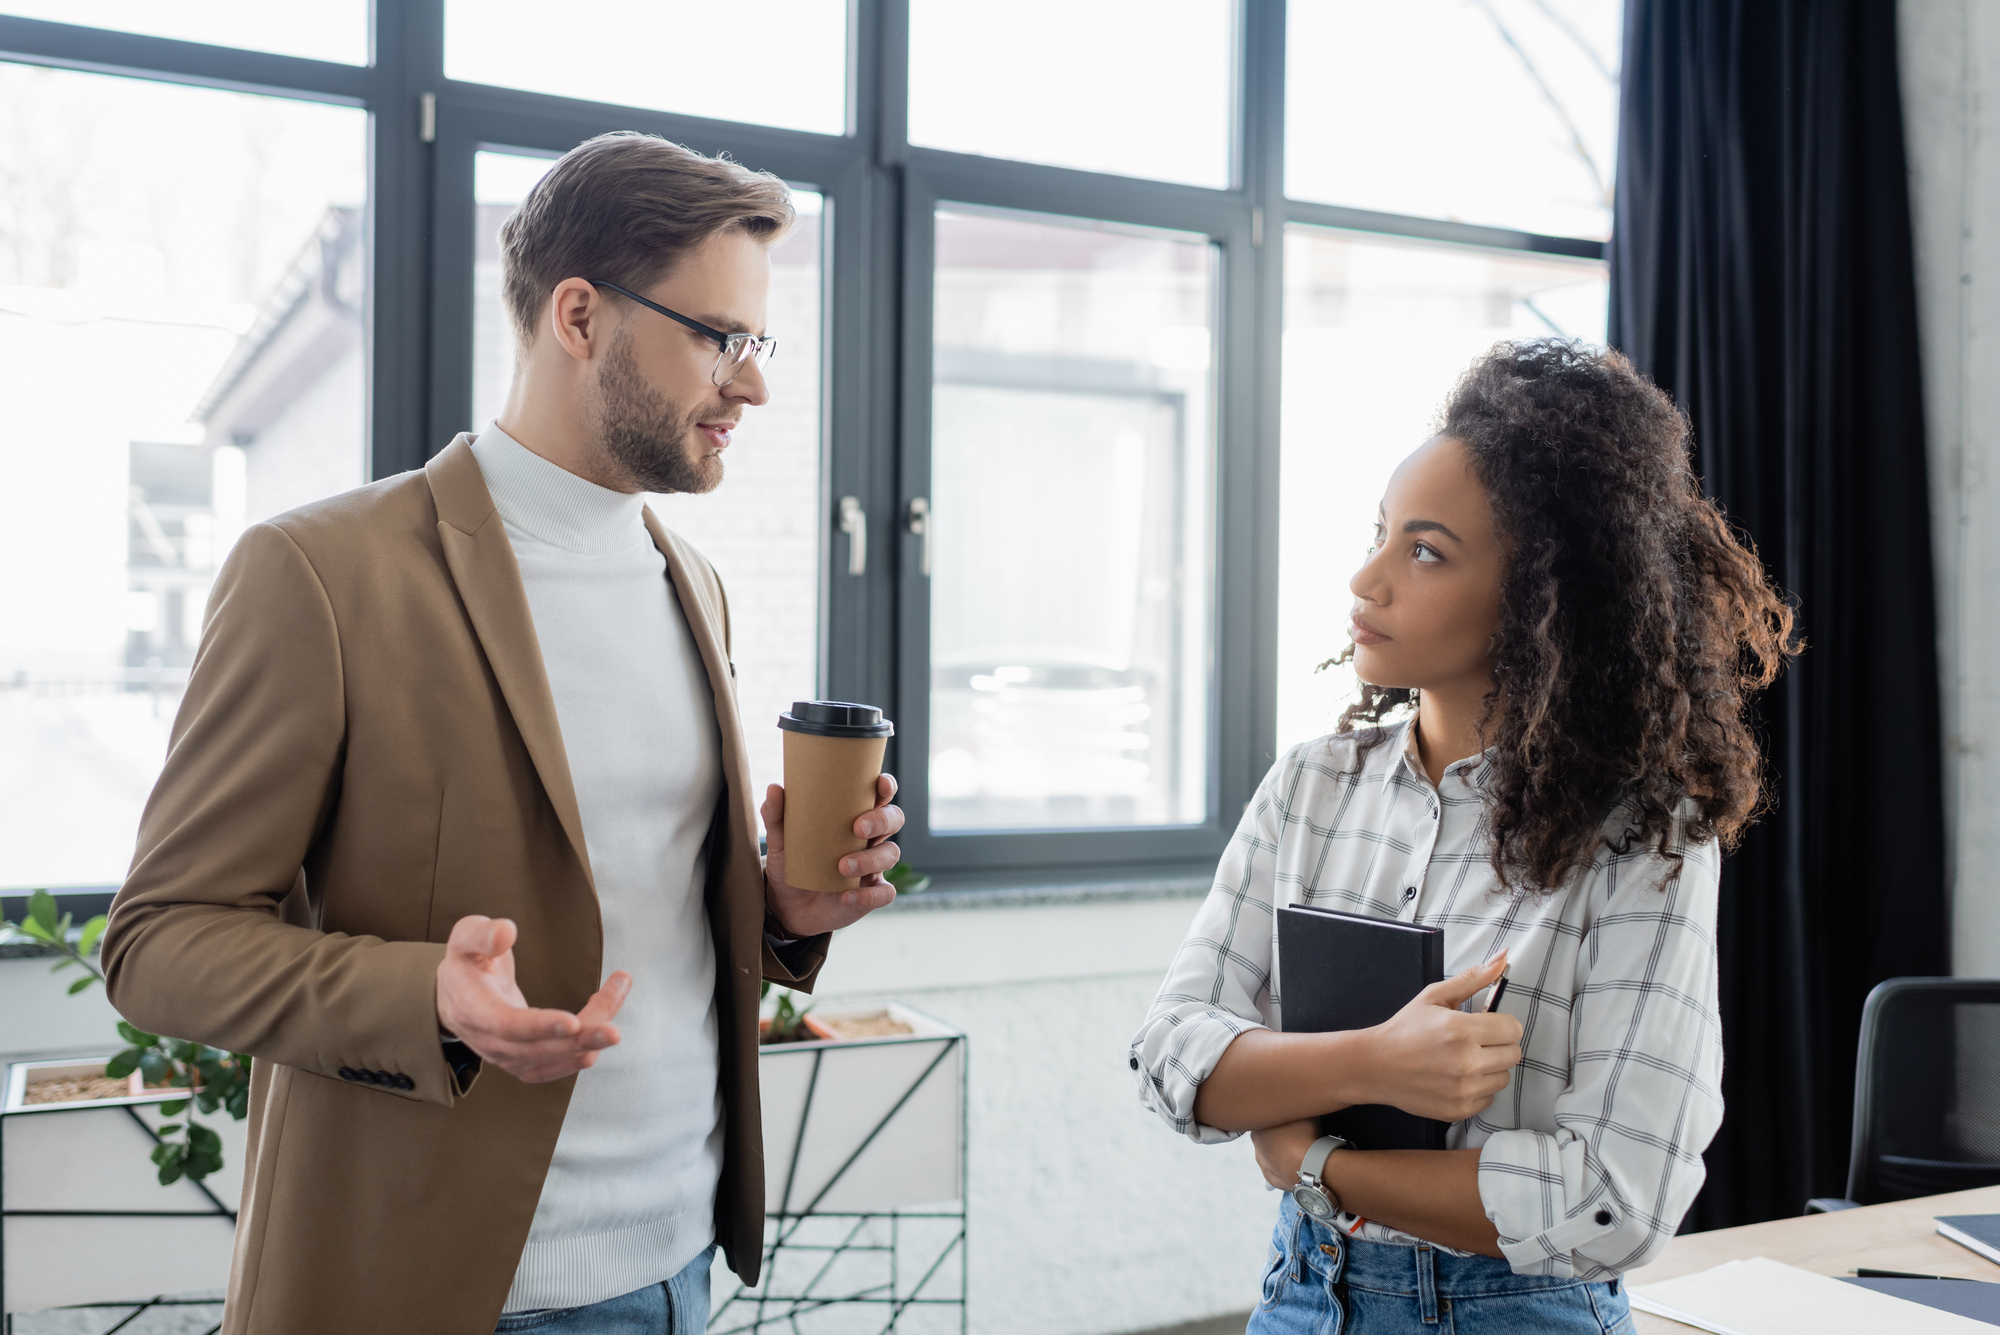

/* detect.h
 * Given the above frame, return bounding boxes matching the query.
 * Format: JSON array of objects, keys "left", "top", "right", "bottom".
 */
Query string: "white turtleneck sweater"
[{"left": 470, "top": 423, "right": 725, "bottom": 1312}]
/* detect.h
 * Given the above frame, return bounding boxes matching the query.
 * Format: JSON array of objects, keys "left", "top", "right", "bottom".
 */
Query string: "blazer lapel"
[
  {"left": 426, "top": 436, "right": 594, "bottom": 891},
  {"left": 643, "top": 508, "right": 752, "bottom": 790}
]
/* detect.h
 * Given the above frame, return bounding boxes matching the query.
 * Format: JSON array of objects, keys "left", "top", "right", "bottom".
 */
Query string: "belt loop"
[{"left": 1415, "top": 1240, "right": 1440, "bottom": 1325}]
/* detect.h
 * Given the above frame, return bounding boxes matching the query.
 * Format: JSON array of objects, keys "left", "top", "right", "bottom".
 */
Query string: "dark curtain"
[{"left": 1608, "top": 0, "right": 1950, "bottom": 1230}]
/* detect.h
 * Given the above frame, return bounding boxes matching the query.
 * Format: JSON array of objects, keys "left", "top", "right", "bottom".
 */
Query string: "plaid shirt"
[{"left": 1131, "top": 719, "right": 1723, "bottom": 1278}]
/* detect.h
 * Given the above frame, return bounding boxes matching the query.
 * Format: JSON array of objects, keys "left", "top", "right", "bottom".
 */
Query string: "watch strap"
[{"left": 1300, "top": 1134, "right": 1345, "bottom": 1182}]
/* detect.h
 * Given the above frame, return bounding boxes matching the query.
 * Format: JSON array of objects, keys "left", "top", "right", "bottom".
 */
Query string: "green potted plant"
[{"left": 3, "top": 890, "right": 249, "bottom": 1184}]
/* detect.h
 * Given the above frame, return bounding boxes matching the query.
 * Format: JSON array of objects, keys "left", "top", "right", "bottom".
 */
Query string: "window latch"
[
  {"left": 907, "top": 497, "right": 931, "bottom": 577},
  {"left": 839, "top": 496, "right": 866, "bottom": 576}
]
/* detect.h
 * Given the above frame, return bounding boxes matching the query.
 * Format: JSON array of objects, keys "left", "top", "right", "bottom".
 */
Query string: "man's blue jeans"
[
  {"left": 1251, "top": 1196, "right": 1635, "bottom": 1334},
  {"left": 492, "top": 1247, "right": 713, "bottom": 1333}
]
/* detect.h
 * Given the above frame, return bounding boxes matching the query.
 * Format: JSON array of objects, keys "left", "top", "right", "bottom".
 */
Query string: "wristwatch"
[{"left": 1291, "top": 1133, "right": 1352, "bottom": 1222}]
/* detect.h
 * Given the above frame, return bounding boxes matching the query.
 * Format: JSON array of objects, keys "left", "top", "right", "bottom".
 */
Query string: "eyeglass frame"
[{"left": 587, "top": 278, "right": 778, "bottom": 387}]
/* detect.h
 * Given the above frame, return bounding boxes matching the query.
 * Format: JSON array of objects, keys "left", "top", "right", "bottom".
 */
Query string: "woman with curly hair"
[{"left": 1131, "top": 339, "right": 1794, "bottom": 1333}]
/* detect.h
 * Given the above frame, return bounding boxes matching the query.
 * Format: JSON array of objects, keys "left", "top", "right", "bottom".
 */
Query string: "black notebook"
[{"left": 1277, "top": 904, "right": 1449, "bottom": 1151}]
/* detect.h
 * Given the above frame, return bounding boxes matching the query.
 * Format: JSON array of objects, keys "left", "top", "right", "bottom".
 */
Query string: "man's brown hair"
[{"left": 498, "top": 131, "right": 794, "bottom": 348}]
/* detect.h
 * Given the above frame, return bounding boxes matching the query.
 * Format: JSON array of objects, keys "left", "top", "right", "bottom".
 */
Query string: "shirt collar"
[
  {"left": 1399, "top": 714, "right": 1493, "bottom": 789},
  {"left": 469, "top": 421, "right": 651, "bottom": 556}
]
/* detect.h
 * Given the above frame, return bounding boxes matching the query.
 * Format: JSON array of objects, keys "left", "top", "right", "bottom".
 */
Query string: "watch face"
[{"left": 1291, "top": 1183, "right": 1337, "bottom": 1222}]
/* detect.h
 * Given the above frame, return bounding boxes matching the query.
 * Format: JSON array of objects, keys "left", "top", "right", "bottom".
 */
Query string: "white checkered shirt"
[{"left": 1131, "top": 718, "right": 1723, "bottom": 1278}]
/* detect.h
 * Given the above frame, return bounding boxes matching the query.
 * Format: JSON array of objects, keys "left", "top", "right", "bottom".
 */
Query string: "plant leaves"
[
  {"left": 77, "top": 915, "right": 106, "bottom": 957},
  {"left": 157, "top": 1100, "right": 187, "bottom": 1116},
  {"left": 18, "top": 917, "right": 54, "bottom": 943},
  {"left": 138, "top": 1049, "right": 172, "bottom": 1085},
  {"left": 105, "top": 1050, "right": 141, "bottom": 1079},
  {"left": 156, "top": 1159, "right": 183, "bottom": 1186},
  {"left": 28, "top": 889, "right": 58, "bottom": 935},
  {"left": 117, "top": 1020, "right": 158, "bottom": 1048},
  {"left": 168, "top": 1038, "right": 199, "bottom": 1063},
  {"left": 195, "top": 1088, "right": 220, "bottom": 1114},
  {"left": 67, "top": 976, "right": 94, "bottom": 995},
  {"left": 154, "top": 1122, "right": 181, "bottom": 1135},
  {"left": 188, "top": 1122, "right": 222, "bottom": 1152},
  {"left": 150, "top": 1142, "right": 179, "bottom": 1166}
]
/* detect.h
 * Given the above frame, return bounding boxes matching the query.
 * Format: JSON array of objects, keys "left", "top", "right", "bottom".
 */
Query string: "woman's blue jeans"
[{"left": 1250, "top": 1196, "right": 1634, "bottom": 1334}]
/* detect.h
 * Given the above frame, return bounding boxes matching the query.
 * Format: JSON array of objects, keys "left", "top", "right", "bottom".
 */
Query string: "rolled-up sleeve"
[
  {"left": 1477, "top": 834, "right": 1724, "bottom": 1279},
  {"left": 1129, "top": 752, "right": 1293, "bottom": 1144}
]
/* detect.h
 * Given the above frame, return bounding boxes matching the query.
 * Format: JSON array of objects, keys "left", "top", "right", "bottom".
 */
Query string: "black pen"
[
  {"left": 1852, "top": 1267, "right": 1972, "bottom": 1281},
  {"left": 1485, "top": 965, "right": 1511, "bottom": 1013}
]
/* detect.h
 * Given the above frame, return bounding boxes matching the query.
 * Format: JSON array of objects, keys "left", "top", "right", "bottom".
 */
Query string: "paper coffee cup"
[{"left": 778, "top": 701, "right": 895, "bottom": 893}]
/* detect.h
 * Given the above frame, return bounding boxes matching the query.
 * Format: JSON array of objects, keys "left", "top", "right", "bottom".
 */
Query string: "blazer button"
[
  {"left": 394, "top": 1073, "right": 414, "bottom": 1090},
  {"left": 338, "top": 1067, "right": 359, "bottom": 1082},
  {"left": 1595, "top": 1208, "right": 1614, "bottom": 1226}
]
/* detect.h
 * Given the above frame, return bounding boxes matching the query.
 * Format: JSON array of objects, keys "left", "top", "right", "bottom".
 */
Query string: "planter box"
[
  {"left": 756, "top": 1003, "right": 965, "bottom": 1216},
  {"left": 1, "top": 1055, "right": 243, "bottom": 1314}
]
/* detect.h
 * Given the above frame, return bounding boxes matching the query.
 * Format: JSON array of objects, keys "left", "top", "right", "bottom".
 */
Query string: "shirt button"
[
  {"left": 1129, "top": 1056, "right": 1139, "bottom": 1070},
  {"left": 1402, "top": 886, "right": 1417, "bottom": 902},
  {"left": 1595, "top": 1208, "right": 1614, "bottom": 1226}
]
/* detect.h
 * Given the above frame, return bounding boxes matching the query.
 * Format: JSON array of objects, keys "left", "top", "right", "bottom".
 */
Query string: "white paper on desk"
[{"left": 1630, "top": 1257, "right": 1996, "bottom": 1335}]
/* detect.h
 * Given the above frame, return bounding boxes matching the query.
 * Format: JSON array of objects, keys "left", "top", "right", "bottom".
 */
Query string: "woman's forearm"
[
  {"left": 1192, "top": 1027, "right": 1372, "bottom": 1131},
  {"left": 1324, "top": 1148, "right": 1501, "bottom": 1257}
]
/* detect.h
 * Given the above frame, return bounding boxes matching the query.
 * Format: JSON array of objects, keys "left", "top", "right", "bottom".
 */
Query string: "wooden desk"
[{"left": 1628, "top": 1185, "right": 2000, "bottom": 1332}]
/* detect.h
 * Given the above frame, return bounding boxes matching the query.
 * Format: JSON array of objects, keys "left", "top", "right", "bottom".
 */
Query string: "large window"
[
  {"left": 0, "top": 1, "right": 1615, "bottom": 892},
  {"left": 927, "top": 210, "right": 1215, "bottom": 833},
  {"left": 1276, "top": 227, "right": 1609, "bottom": 753},
  {"left": 0, "top": 62, "right": 366, "bottom": 891}
]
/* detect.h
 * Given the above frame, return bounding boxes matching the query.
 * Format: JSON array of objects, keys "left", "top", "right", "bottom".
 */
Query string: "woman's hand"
[
  {"left": 1252, "top": 1118, "right": 1323, "bottom": 1190},
  {"left": 1356, "top": 954, "right": 1522, "bottom": 1122}
]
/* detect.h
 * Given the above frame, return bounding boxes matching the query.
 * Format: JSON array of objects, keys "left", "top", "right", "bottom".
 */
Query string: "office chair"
[{"left": 1806, "top": 977, "right": 2000, "bottom": 1213}]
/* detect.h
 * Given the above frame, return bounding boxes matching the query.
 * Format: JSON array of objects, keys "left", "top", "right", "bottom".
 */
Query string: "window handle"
[
  {"left": 907, "top": 497, "right": 931, "bottom": 577},
  {"left": 839, "top": 496, "right": 866, "bottom": 576}
]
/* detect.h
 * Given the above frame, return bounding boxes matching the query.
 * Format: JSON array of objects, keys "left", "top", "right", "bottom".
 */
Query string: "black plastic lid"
[{"left": 778, "top": 700, "right": 895, "bottom": 738}]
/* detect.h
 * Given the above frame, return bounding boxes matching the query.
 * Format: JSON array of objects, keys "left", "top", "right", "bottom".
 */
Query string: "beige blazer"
[{"left": 102, "top": 436, "right": 822, "bottom": 1334}]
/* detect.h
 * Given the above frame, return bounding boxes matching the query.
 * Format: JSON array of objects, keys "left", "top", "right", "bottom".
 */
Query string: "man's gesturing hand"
[
  {"left": 435, "top": 915, "right": 629, "bottom": 1084},
  {"left": 763, "top": 772, "right": 904, "bottom": 938},
  {"left": 1355, "top": 953, "right": 1522, "bottom": 1123}
]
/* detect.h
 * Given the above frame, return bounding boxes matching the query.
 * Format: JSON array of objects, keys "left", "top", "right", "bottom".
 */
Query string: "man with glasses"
[{"left": 103, "top": 132, "right": 900, "bottom": 1335}]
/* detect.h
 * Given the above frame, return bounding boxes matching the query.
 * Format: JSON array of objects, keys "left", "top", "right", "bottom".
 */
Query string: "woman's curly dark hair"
[{"left": 1336, "top": 339, "right": 1798, "bottom": 893}]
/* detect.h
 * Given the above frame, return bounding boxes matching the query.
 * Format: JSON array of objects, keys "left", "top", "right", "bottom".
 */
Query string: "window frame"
[{"left": 0, "top": 0, "right": 1609, "bottom": 891}]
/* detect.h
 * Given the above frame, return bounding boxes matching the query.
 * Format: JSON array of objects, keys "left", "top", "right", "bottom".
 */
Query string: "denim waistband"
[{"left": 1283, "top": 1196, "right": 1614, "bottom": 1300}]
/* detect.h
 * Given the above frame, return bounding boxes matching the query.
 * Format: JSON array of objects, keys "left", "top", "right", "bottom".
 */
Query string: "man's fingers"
[
  {"left": 761, "top": 784, "right": 786, "bottom": 850},
  {"left": 839, "top": 882, "right": 897, "bottom": 912},
  {"left": 462, "top": 999, "right": 582, "bottom": 1045},
  {"left": 875, "top": 772, "right": 899, "bottom": 805},
  {"left": 447, "top": 914, "right": 518, "bottom": 963},
  {"left": 577, "top": 972, "right": 632, "bottom": 1027},
  {"left": 840, "top": 841, "right": 901, "bottom": 878},
  {"left": 853, "top": 804, "right": 905, "bottom": 842}
]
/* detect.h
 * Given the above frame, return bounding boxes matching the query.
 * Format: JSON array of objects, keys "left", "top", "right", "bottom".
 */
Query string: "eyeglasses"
[{"left": 589, "top": 279, "right": 778, "bottom": 388}]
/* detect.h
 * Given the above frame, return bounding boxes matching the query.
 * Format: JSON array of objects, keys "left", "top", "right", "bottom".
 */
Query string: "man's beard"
[{"left": 591, "top": 328, "right": 725, "bottom": 495}]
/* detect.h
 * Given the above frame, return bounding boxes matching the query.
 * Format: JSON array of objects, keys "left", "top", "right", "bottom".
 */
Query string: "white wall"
[{"left": 1901, "top": 0, "right": 2000, "bottom": 976}]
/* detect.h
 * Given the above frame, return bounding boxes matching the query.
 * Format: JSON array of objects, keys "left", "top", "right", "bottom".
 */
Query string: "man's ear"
[{"left": 547, "top": 277, "right": 606, "bottom": 362}]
